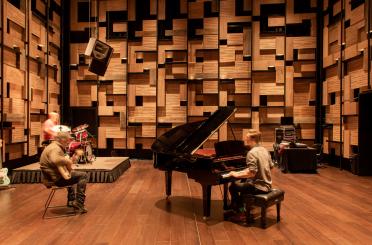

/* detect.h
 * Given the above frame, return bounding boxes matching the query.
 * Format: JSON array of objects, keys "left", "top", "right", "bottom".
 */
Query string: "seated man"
[
  {"left": 42, "top": 112, "right": 60, "bottom": 145},
  {"left": 227, "top": 129, "right": 274, "bottom": 214},
  {"left": 40, "top": 131, "right": 88, "bottom": 213}
]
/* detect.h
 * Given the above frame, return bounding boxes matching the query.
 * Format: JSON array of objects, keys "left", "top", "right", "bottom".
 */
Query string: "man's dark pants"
[
  {"left": 229, "top": 180, "right": 268, "bottom": 211},
  {"left": 55, "top": 171, "right": 88, "bottom": 204}
]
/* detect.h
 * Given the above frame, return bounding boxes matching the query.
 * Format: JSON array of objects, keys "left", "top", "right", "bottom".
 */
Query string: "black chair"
[
  {"left": 41, "top": 172, "right": 76, "bottom": 219},
  {"left": 43, "top": 185, "right": 77, "bottom": 219},
  {"left": 244, "top": 188, "right": 285, "bottom": 228}
]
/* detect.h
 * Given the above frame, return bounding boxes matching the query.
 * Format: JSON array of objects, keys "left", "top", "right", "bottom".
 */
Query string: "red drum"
[
  {"left": 68, "top": 141, "right": 95, "bottom": 163},
  {"left": 74, "top": 130, "right": 88, "bottom": 141},
  {"left": 68, "top": 141, "right": 82, "bottom": 156}
]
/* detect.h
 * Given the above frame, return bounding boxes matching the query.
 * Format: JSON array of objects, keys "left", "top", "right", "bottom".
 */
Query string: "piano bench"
[{"left": 244, "top": 188, "right": 285, "bottom": 228}]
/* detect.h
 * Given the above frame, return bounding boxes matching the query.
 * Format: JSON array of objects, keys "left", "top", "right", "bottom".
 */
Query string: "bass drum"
[
  {"left": 84, "top": 143, "right": 96, "bottom": 163},
  {"left": 68, "top": 141, "right": 82, "bottom": 157}
]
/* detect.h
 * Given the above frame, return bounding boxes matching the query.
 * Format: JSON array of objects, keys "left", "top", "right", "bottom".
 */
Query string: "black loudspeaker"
[
  {"left": 358, "top": 90, "right": 372, "bottom": 175},
  {"left": 85, "top": 38, "right": 113, "bottom": 76}
]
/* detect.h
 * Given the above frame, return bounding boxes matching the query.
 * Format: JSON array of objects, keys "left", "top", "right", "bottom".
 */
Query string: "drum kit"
[{"left": 52, "top": 124, "right": 96, "bottom": 164}]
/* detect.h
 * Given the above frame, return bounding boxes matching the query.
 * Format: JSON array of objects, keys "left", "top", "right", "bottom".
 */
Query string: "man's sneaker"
[
  {"left": 226, "top": 202, "right": 242, "bottom": 213},
  {"left": 246, "top": 213, "right": 255, "bottom": 224},
  {"left": 223, "top": 209, "right": 236, "bottom": 220},
  {"left": 67, "top": 200, "right": 75, "bottom": 207},
  {"left": 71, "top": 201, "right": 88, "bottom": 214},
  {"left": 227, "top": 212, "right": 246, "bottom": 224},
  {"left": 77, "top": 205, "right": 88, "bottom": 214}
]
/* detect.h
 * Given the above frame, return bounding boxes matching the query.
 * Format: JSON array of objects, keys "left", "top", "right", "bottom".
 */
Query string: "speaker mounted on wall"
[
  {"left": 85, "top": 38, "right": 113, "bottom": 76},
  {"left": 358, "top": 90, "right": 372, "bottom": 175}
]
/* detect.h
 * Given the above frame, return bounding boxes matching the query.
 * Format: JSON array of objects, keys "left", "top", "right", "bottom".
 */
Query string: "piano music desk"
[{"left": 194, "top": 148, "right": 216, "bottom": 157}]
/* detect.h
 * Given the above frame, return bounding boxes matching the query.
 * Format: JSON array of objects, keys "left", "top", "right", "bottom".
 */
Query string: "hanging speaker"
[
  {"left": 358, "top": 90, "right": 372, "bottom": 175},
  {"left": 85, "top": 38, "right": 113, "bottom": 76}
]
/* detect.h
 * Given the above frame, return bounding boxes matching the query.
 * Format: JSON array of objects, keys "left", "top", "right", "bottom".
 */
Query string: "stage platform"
[{"left": 11, "top": 157, "right": 131, "bottom": 184}]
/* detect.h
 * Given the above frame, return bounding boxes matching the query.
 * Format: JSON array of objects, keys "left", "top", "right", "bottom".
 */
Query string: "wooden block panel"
[
  {"left": 71, "top": 83, "right": 95, "bottom": 107},
  {"left": 158, "top": 81, "right": 187, "bottom": 123},
  {"left": 9, "top": 121, "right": 24, "bottom": 143},
  {"left": 3, "top": 1, "right": 26, "bottom": 50},
  {"left": 28, "top": 136, "right": 39, "bottom": 156},
  {"left": 259, "top": 126, "right": 276, "bottom": 151},
  {"left": 30, "top": 122, "right": 42, "bottom": 136},
  {"left": 105, "top": 127, "right": 126, "bottom": 138},
  {"left": 101, "top": 58, "right": 126, "bottom": 81},
  {"left": 141, "top": 124, "right": 156, "bottom": 138},
  {"left": 259, "top": 108, "right": 284, "bottom": 124},
  {"left": 113, "top": 138, "right": 126, "bottom": 149},
  {"left": 66, "top": 0, "right": 320, "bottom": 152},
  {"left": 293, "top": 106, "right": 316, "bottom": 124},
  {"left": 0, "top": 0, "right": 63, "bottom": 162},
  {"left": 323, "top": 0, "right": 342, "bottom": 154},
  {"left": 6, "top": 144, "right": 24, "bottom": 161},
  {"left": 219, "top": 0, "right": 251, "bottom": 90},
  {"left": 128, "top": 106, "right": 156, "bottom": 123},
  {"left": 70, "top": 0, "right": 127, "bottom": 147},
  {"left": 322, "top": 0, "right": 367, "bottom": 159},
  {"left": 298, "top": 124, "right": 315, "bottom": 140},
  {"left": 98, "top": 127, "right": 107, "bottom": 149}
]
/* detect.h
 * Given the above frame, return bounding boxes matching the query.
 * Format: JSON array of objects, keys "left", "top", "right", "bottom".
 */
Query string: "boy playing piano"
[{"left": 225, "top": 129, "right": 274, "bottom": 220}]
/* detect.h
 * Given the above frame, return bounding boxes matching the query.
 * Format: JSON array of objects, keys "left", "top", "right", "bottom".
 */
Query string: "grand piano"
[{"left": 151, "top": 107, "right": 248, "bottom": 218}]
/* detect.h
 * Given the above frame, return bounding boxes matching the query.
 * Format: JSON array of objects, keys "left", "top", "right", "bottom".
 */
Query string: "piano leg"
[
  {"left": 165, "top": 170, "right": 172, "bottom": 200},
  {"left": 202, "top": 184, "right": 212, "bottom": 219},
  {"left": 223, "top": 183, "right": 229, "bottom": 210}
]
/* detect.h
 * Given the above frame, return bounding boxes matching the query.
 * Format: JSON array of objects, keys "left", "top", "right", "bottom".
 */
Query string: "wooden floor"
[{"left": 1, "top": 160, "right": 372, "bottom": 244}]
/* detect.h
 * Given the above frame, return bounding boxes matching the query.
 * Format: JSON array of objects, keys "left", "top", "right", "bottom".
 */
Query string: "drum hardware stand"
[{"left": 70, "top": 124, "right": 96, "bottom": 164}]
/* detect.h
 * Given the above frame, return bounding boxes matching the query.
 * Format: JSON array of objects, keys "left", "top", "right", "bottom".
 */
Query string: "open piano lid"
[{"left": 151, "top": 107, "right": 237, "bottom": 155}]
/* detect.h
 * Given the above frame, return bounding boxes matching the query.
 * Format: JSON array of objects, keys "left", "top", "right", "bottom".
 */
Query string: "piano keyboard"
[{"left": 221, "top": 169, "right": 247, "bottom": 179}]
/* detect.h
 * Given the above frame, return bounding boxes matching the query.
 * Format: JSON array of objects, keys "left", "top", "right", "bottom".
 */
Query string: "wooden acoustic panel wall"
[
  {"left": 0, "top": 0, "right": 61, "bottom": 164},
  {"left": 127, "top": 0, "right": 156, "bottom": 150},
  {"left": 188, "top": 0, "right": 220, "bottom": 148},
  {"left": 252, "top": 0, "right": 317, "bottom": 149},
  {"left": 218, "top": 0, "right": 251, "bottom": 144},
  {"left": 322, "top": 0, "right": 367, "bottom": 161},
  {"left": 69, "top": 0, "right": 317, "bottom": 153},
  {"left": 69, "top": 0, "right": 127, "bottom": 151}
]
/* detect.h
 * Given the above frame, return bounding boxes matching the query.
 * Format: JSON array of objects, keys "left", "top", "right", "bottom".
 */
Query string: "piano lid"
[{"left": 151, "top": 107, "right": 237, "bottom": 155}]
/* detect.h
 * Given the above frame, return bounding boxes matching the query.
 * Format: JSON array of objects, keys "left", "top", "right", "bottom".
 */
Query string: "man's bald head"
[
  {"left": 48, "top": 112, "right": 60, "bottom": 124},
  {"left": 54, "top": 131, "right": 71, "bottom": 147}
]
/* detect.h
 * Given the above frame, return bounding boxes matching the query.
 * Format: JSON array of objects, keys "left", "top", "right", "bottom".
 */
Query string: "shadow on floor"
[
  {"left": 155, "top": 195, "right": 281, "bottom": 228},
  {"left": 155, "top": 195, "right": 226, "bottom": 225}
]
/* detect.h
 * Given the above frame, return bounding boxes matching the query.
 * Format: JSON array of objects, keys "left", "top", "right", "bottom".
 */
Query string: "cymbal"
[
  {"left": 72, "top": 124, "right": 89, "bottom": 132},
  {"left": 52, "top": 125, "right": 71, "bottom": 133}
]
